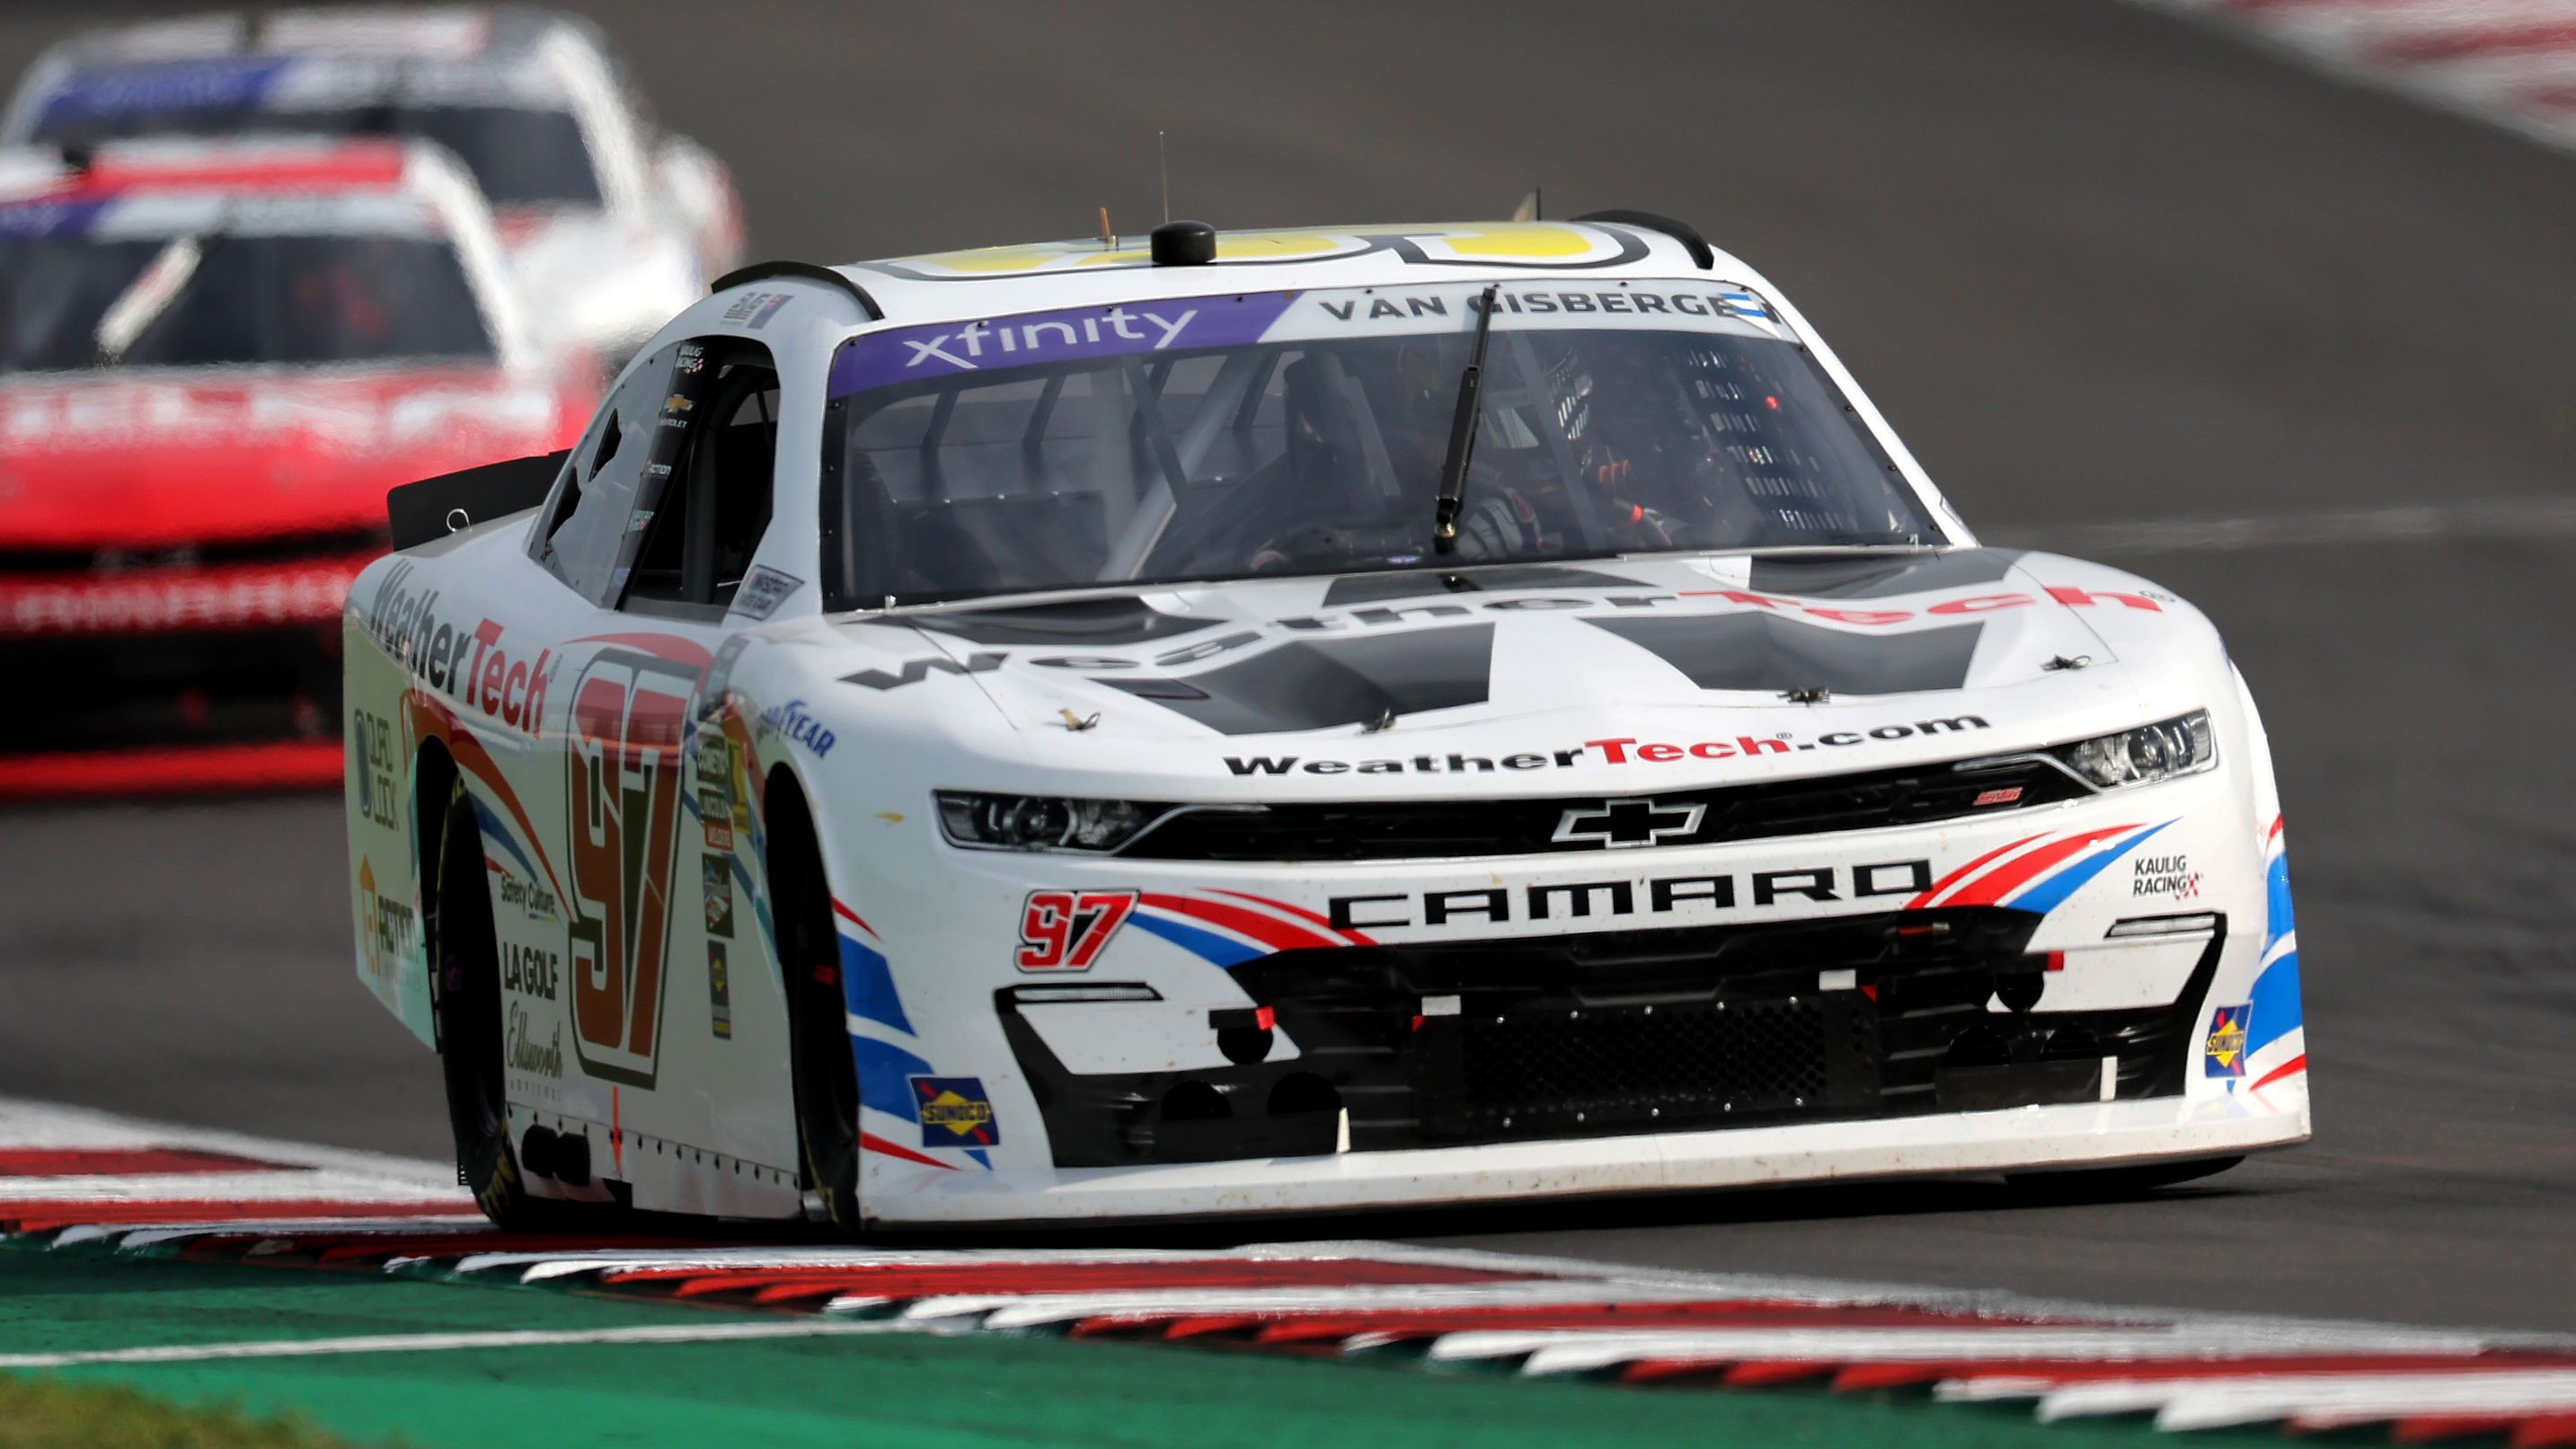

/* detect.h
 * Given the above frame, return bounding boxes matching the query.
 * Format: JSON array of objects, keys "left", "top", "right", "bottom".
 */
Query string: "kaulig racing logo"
[{"left": 2133, "top": 853, "right": 2201, "bottom": 900}]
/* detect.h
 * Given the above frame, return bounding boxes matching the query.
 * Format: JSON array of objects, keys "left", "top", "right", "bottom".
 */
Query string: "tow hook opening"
[{"left": 1209, "top": 1004, "right": 1277, "bottom": 1065}]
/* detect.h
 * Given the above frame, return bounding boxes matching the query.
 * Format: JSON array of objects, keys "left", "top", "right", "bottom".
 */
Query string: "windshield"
[
  {"left": 36, "top": 90, "right": 600, "bottom": 208},
  {"left": 820, "top": 282, "right": 1940, "bottom": 610},
  {"left": 0, "top": 226, "right": 493, "bottom": 375}
]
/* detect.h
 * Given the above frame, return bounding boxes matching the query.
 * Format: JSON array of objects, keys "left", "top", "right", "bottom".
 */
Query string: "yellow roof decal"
[{"left": 860, "top": 222, "right": 1651, "bottom": 281}]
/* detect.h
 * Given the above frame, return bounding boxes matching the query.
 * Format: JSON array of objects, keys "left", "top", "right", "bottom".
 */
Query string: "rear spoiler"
[{"left": 385, "top": 450, "right": 567, "bottom": 552}]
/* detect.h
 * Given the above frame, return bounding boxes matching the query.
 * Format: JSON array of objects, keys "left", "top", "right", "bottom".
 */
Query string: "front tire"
[
  {"left": 772, "top": 785, "right": 863, "bottom": 1233},
  {"left": 427, "top": 773, "right": 601, "bottom": 1231}
]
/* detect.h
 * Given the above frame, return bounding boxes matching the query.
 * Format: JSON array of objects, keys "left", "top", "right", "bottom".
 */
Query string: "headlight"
[
  {"left": 2054, "top": 711, "right": 2216, "bottom": 789},
  {"left": 934, "top": 791, "right": 1167, "bottom": 852}
]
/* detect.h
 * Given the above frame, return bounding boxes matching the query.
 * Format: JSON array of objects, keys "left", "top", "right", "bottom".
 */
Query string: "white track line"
[
  {"left": 459, "top": 1243, "right": 1489, "bottom": 1283},
  {"left": 94, "top": 1218, "right": 489, "bottom": 1250},
  {"left": 0, "top": 1320, "right": 909, "bottom": 1370},
  {"left": 1990, "top": 496, "right": 2576, "bottom": 556},
  {"left": 1438, "top": 1323, "right": 2494, "bottom": 1375},
  {"left": 0, "top": 1175, "right": 462, "bottom": 1205},
  {"left": 919, "top": 1281, "right": 1731, "bottom": 1329},
  {"left": 2041, "top": 1370, "right": 2576, "bottom": 1428}
]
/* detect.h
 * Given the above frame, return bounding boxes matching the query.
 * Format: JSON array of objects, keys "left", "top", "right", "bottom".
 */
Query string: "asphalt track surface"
[{"left": 2, "top": 1, "right": 2571, "bottom": 1334}]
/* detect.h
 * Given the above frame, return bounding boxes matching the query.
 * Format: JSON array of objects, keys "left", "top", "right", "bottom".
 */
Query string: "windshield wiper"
[
  {"left": 93, "top": 234, "right": 207, "bottom": 367},
  {"left": 1430, "top": 283, "right": 1500, "bottom": 555}
]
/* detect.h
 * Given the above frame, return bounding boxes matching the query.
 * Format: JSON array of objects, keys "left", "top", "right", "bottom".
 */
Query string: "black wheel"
[
  {"left": 427, "top": 773, "right": 602, "bottom": 1231},
  {"left": 772, "top": 787, "right": 863, "bottom": 1233},
  {"left": 2007, "top": 1154, "right": 2244, "bottom": 1202}
]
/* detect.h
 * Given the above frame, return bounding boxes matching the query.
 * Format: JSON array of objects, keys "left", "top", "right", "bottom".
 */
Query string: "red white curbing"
[
  {"left": 7, "top": 1097, "right": 2576, "bottom": 1441},
  {"left": 0, "top": 1097, "right": 473, "bottom": 1234},
  {"left": 2137, "top": 0, "right": 2576, "bottom": 153}
]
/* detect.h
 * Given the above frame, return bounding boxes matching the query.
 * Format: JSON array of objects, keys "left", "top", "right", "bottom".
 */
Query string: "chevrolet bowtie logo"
[{"left": 1551, "top": 797, "right": 1706, "bottom": 849}]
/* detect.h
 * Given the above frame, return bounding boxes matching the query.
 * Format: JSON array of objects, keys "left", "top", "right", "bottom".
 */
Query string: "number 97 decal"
[{"left": 1016, "top": 890, "right": 1138, "bottom": 971}]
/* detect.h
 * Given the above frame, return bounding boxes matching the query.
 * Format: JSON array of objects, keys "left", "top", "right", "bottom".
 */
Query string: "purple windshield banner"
[
  {"left": 40, "top": 57, "right": 295, "bottom": 125},
  {"left": 0, "top": 198, "right": 111, "bottom": 237},
  {"left": 828, "top": 290, "right": 1302, "bottom": 398}
]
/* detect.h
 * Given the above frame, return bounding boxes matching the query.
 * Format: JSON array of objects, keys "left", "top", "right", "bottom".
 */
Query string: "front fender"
[{"left": 2234, "top": 664, "right": 2307, "bottom": 1095}]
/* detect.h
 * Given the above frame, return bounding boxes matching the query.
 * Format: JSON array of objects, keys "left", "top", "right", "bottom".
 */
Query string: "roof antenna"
[
  {"left": 1512, "top": 186, "right": 1542, "bottom": 223},
  {"left": 1157, "top": 130, "right": 1171, "bottom": 224},
  {"left": 1097, "top": 206, "right": 1114, "bottom": 251}
]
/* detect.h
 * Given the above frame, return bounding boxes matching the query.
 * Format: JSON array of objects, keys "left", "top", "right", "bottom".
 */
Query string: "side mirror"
[{"left": 652, "top": 135, "right": 746, "bottom": 276}]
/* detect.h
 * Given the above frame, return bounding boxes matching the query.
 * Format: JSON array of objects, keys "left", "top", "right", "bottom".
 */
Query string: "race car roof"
[
  {"left": 27, "top": 7, "right": 572, "bottom": 65},
  {"left": 820, "top": 220, "right": 1766, "bottom": 327},
  {"left": 8, "top": 6, "right": 597, "bottom": 129}
]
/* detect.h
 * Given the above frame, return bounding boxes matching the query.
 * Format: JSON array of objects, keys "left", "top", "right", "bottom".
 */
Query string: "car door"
[{"left": 508, "top": 335, "right": 785, "bottom": 1180}]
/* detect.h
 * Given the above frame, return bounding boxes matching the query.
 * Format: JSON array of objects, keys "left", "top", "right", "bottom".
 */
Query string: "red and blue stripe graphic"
[
  {"left": 835, "top": 901, "right": 989, "bottom": 1171},
  {"left": 1906, "top": 821, "right": 2173, "bottom": 914},
  {"left": 1129, "top": 889, "right": 1375, "bottom": 967},
  {"left": 403, "top": 690, "right": 566, "bottom": 909},
  {"left": 2242, "top": 815, "right": 2306, "bottom": 1091}
]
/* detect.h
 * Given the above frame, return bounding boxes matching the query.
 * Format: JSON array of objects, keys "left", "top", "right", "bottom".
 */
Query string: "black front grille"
[
  {"left": 1450, "top": 996, "right": 1850, "bottom": 1134},
  {"left": 999, "top": 908, "right": 2229, "bottom": 1168},
  {"left": 1126, "top": 755, "right": 2089, "bottom": 861},
  {"left": 0, "top": 627, "right": 342, "bottom": 754}
]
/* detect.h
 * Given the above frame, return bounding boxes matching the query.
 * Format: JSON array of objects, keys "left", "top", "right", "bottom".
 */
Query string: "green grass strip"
[{"left": 0, "top": 1373, "right": 374, "bottom": 1449}]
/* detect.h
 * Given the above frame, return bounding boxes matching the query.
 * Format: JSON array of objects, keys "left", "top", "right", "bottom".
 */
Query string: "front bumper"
[
  {"left": 1001, "top": 906, "right": 2225, "bottom": 1169},
  {"left": 0, "top": 739, "right": 342, "bottom": 798},
  {"left": 0, "top": 553, "right": 369, "bottom": 796},
  {"left": 837, "top": 748, "right": 2306, "bottom": 1222},
  {"left": 872, "top": 1088, "right": 2309, "bottom": 1225}
]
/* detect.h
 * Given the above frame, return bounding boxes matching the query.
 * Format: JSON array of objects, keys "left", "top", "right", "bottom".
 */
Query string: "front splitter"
[{"left": 863, "top": 1077, "right": 2312, "bottom": 1225}]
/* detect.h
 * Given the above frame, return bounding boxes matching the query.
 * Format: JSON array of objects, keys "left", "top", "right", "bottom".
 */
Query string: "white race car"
[
  {"left": 3, "top": 6, "right": 744, "bottom": 364},
  {"left": 342, "top": 217, "right": 2309, "bottom": 1231}
]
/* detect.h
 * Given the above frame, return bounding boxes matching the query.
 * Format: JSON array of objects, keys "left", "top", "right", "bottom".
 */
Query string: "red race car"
[{"left": 0, "top": 137, "right": 596, "bottom": 795}]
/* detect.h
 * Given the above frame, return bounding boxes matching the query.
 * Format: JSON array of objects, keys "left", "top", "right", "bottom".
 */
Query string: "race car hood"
[
  {"left": 800, "top": 550, "right": 2222, "bottom": 800},
  {"left": 0, "top": 367, "right": 580, "bottom": 552}
]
